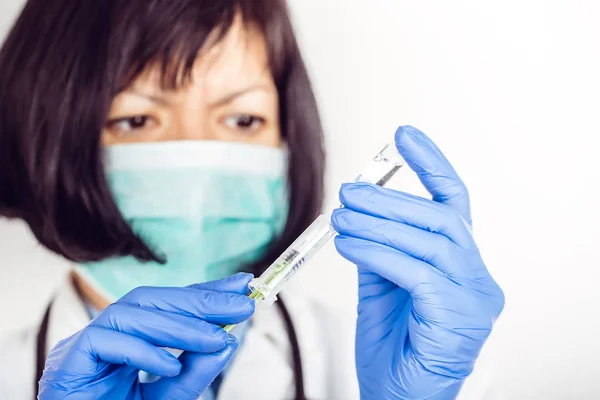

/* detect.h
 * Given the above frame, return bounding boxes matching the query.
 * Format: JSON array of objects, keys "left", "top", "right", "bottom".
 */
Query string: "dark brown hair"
[{"left": 0, "top": 0, "right": 325, "bottom": 275}]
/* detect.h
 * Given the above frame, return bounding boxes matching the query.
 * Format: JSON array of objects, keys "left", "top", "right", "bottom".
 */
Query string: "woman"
[{"left": 0, "top": 1, "right": 504, "bottom": 399}]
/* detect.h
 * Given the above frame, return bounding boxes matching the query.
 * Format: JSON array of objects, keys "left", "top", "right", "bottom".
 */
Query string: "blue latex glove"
[
  {"left": 38, "top": 273, "right": 255, "bottom": 400},
  {"left": 331, "top": 126, "right": 505, "bottom": 400}
]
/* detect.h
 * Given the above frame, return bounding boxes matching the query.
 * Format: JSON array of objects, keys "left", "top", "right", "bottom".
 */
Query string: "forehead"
[{"left": 131, "top": 18, "right": 274, "bottom": 94}]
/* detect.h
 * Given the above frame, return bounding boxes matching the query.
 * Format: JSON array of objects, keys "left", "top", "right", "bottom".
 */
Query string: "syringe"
[{"left": 222, "top": 142, "right": 405, "bottom": 332}]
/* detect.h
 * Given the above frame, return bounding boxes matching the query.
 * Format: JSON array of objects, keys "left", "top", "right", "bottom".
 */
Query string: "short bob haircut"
[{"left": 0, "top": 0, "right": 325, "bottom": 276}]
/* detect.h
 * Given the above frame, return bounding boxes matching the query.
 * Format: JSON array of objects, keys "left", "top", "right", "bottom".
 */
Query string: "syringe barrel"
[
  {"left": 249, "top": 215, "right": 335, "bottom": 304},
  {"left": 222, "top": 142, "right": 405, "bottom": 332},
  {"left": 250, "top": 143, "right": 405, "bottom": 304}
]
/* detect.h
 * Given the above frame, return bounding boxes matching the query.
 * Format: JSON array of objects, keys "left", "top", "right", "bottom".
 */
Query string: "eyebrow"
[
  {"left": 127, "top": 83, "right": 273, "bottom": 107},
  {"left": 208, "top": 84, "right": 274, "bottom": 107},
  {"left": 128, "top": 89, "right": 172, "bottom": 106}
]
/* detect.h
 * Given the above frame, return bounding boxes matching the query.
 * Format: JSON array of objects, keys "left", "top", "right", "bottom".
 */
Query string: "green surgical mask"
[{"left": 76, "top": 141, "right": 289, "bottom": 302}]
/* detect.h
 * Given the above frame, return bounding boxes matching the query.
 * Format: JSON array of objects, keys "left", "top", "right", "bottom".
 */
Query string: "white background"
[{"left": 1, "top": 1, "right": 599, "bottom": 399}]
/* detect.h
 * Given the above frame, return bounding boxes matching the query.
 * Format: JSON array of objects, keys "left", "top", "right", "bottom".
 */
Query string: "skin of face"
[
  {"left": 102, "top": 17, "right": 281, "bottom": 148},
  {"left": 75, "top": 17, "right": 282, "bottom": 310}
]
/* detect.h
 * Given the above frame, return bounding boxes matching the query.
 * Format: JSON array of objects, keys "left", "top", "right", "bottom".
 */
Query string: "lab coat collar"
[{"left": 45, "top": 275, "right": 91, "bottom": 353}]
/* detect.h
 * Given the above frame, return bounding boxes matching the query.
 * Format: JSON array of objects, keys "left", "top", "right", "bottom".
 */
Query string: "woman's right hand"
[{"left": 38, "top": 273, "right": 256, "bottom": 400}]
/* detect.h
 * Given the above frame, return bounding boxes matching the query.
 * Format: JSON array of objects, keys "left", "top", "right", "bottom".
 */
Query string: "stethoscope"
[{"left": 34, "top": 298, "right": 306, "bottom": 399}]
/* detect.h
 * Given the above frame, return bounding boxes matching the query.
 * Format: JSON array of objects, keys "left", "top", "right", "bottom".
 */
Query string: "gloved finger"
[
  {"left": 355, "top": 268, "right": 411, "bottom": 346},
  {"left": 335, "top": 235, "right": 447, "bottom": 293},
  {"left": 142, "top": 336, "right": 239, "bottom": 400},
  {"left": 332, "top": 208, "right": 479, "bottom": 277},
  {"left": 186, "top": 272, "right": 253, "bottom": 294},
  {"left": 395, "top": 125, "right": 472, "bottom": 225},
  {"left": 91, "top": 303, "right": 232, "bottom": 353},
  {"left": 118, "top": 286, "right": 255, "bottom": 324},
  {"left": 339, "top": 182, "right": 475, "bottom": 249},
  {"left": 44, "top": 326, "right": 182, "bottom": 377}
]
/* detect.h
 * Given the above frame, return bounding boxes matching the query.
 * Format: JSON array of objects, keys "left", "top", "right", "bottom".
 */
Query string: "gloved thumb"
[
  {"left": 395, "top": 125, "right": 472, "bottom": 225},
  {"left": 187, "top": 272, "right": 254, "bottom": 295}
]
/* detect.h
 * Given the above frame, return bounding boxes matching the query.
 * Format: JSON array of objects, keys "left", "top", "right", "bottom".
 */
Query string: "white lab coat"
[{"left": 0, "top": 274, "right": 494, "bottom": 400}]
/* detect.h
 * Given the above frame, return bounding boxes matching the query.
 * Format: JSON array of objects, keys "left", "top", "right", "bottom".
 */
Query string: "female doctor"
[{"left": 0, "top": 1, "right": 504, "bottom": 399}]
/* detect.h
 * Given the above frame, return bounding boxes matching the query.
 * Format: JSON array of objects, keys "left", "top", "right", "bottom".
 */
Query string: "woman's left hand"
[{"left": 332, "top": 126, "right": 504, "bottom": 399}]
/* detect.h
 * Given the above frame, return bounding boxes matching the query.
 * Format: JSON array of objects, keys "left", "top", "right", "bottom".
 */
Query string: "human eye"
[
  {"left": 105, "top": 115, "right": 157, "bottom": 135},
  {"left": 222, "top": 114, "right": 266, "bottom": 133}
]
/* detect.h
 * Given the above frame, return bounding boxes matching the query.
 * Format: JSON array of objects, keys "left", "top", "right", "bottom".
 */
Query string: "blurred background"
[{"left": 1, "top": 1, "right": 599, "bottom": 398}]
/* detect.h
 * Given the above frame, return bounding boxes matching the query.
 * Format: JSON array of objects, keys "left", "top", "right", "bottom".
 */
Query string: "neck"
[{"left": 70, "top": 271, "right": 111, "bottom": 310}]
